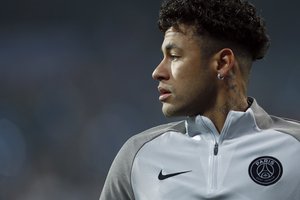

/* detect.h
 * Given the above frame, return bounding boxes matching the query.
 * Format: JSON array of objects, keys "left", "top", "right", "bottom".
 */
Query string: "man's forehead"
[
  {"left": 163, "top": 28, "right": 183, "bottom": 44},
  {"left": 162, "top": 26, "right": 200, "bottom": 49},
  {"left": 161, "top": 35, "right": 181, "bottom": 51}
]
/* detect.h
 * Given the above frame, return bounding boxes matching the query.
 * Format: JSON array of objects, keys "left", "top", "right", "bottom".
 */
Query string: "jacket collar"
[
  {"left": 169, "top": 97, "right": 300, "bottom": 141},
  {"left": 185, "top": 97, "right": 260, "bottom": 139}
]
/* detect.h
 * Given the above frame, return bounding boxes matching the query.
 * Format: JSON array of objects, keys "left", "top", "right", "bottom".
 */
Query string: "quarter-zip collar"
[{"left": 185, "top": 104, "right": 259, "bottom": 141}]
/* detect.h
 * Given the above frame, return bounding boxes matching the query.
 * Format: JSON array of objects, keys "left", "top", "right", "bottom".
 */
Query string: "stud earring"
[{"left": 217, "top": 73, "right": 224, "bottom": 80}]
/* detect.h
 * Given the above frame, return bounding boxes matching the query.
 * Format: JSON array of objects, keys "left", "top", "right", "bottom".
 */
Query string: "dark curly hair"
[{"left": 158, "top": 0, "right": 270, "bottom": 60}]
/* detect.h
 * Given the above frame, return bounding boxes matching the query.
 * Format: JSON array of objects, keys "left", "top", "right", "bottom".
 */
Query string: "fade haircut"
[{"left": 158, "top": 0, "right": 270, "bottom": 61}]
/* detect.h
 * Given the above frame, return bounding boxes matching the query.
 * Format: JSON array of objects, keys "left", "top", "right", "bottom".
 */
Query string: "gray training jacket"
[{"left": 100, "top": 98, "right": 300, "bottom": 200}]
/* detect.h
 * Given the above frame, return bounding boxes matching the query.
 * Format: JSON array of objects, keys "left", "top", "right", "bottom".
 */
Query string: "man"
[{"left": 100, "top": 0, "right": 300, "bottom": 199}]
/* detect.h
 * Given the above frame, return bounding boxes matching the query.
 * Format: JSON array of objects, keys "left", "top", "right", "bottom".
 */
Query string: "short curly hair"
[{"left": 158, "top": 0, "right": 270, "bottom": 60}]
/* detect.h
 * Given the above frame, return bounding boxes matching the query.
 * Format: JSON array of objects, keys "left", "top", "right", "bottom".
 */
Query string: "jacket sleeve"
[
  {"left": 99, "top": 139, "right": 136, "bottom": 200},
  {"left": 99, "top": 122, "right": 183, "bottom": 200}
]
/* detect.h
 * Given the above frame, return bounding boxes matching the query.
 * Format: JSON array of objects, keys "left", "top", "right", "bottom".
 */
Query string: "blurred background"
[{"left": 0, "top": 0, "right": 299, "bottom": 199}]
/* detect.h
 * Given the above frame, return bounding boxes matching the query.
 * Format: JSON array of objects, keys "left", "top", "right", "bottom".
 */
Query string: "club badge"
[{"left": 248, "top": 156, "right": 283, "bottom": 186}]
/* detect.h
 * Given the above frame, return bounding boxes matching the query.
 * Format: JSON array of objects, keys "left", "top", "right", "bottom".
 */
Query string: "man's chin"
[
  {"left": 162, "top": 104, "right": 183, "bottom": 118},
  {"left": 162, "top": 103, "right": 200, "bottom": 118},
  {"left": 162, "top": 105, "right": 175, "bottom": 117}
]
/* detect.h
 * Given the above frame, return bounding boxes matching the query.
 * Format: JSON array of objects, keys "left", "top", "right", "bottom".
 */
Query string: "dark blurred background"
[{"left": 0, "top": 0, "right": 299, "bottom": 199}]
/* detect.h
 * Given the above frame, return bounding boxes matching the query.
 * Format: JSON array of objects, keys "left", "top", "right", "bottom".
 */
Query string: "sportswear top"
[{"left": 99, "top": 97, "right": 300, "bottom": 200}]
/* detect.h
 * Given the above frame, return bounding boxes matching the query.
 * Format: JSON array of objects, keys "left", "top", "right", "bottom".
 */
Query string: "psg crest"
[{"left": 248, "top": 156, "right": 283, "bottom": 186}]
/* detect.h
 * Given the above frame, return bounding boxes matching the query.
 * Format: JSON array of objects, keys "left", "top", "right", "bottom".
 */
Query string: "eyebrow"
[{"left": 162, "top": 43, "right": 181, "bottom": 52}]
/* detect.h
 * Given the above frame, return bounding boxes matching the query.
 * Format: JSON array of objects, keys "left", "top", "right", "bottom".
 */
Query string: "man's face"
[{"left": 152, "top": 25, "right": 217, "bottom": 117}]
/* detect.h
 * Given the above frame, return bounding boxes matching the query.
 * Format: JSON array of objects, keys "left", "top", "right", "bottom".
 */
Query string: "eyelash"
[{"left": 170, "top": 54, "right": 180, "bottom": 61}]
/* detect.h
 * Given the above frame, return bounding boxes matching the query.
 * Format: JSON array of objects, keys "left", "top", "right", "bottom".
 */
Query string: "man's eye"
[{"left": 170, "top": 55, "right": 180, "bottom": 61}]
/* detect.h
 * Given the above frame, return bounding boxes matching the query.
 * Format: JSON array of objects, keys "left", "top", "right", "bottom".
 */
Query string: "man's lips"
[{"left": 158, "top": 86, "right": 172, "bottom": 101}]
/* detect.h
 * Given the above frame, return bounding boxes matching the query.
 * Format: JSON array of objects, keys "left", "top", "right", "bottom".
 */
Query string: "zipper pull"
[{"left": 214, "top": 142, "right": 219, "bottom": 156}]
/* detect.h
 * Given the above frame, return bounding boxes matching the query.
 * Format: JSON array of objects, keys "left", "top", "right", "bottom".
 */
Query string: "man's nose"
[{"left": 152, "top": 60, "right": 169, "bottom": 81}]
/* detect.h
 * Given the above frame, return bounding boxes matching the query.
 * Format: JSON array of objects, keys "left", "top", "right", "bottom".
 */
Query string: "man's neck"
[{"left": 203, "top": 93, "right": 249, "bottom": 133}]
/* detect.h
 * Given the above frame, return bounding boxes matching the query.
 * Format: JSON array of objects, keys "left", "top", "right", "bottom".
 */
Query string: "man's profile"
[{"left": 100, "top": 0, "right": 300, "bottom": 199}]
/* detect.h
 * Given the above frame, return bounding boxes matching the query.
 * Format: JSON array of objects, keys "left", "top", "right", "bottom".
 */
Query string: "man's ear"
[{"left": 216, "top": 48, "right": 235, "bottom": 78}]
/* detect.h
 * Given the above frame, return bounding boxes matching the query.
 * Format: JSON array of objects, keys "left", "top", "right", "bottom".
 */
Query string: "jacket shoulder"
[
  {"left": 250, "top": 98, "right": 300, "bottom": 142},
  {"left": 270, "top": 116, "right": 300, "bottom": 142},
  {"left": 99, "top": 121, "right": 185, "bottom": 200},
  {"left": 129, "top": 120, "right": 185, "bottom": 143}
]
